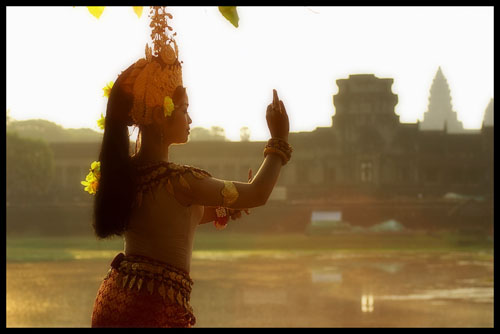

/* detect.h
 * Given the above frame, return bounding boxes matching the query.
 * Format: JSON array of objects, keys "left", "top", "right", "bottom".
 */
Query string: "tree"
[
  {"left": 6, "top": 132, "right": 55, "bottom": 203},
  {"left": 7, "top": 119, "right": 103, "bottom": 143},
  {"left": 7, "top": 108, "right": 12, "bottom": 125},
  {"left": 189, "top": 127, "right": 211, "bottom": 141},
  {"left": 210, "top": 126, "right": 227, "bottom": 141},
  {"left": 189, "top": 126, "right": 228, "bottom": 141},
  {"left": 240, "top": 126, "right": 251, "bottom": 141}
]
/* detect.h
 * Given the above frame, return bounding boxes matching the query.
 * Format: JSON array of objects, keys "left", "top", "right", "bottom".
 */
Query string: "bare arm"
[
  {"left": 247, "top": 154, "right": 283, "bottom": 204},
  {"left": 243, "top": 88, "right": 289, "bottom": 205},
  {"left": 174, "top": 89, "right": 289, "bottom": 210},
  {"left": 174, "top": 155, "right": 281, "bottom": 209}
]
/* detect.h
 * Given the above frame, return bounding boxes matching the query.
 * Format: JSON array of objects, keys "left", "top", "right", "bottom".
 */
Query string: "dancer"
[{"left": 90, "top": 7, "right": 292, "bottom": 327}]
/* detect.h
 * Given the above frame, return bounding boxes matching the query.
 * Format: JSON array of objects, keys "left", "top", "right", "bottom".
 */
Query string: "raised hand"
[{"left": 266, "top": 89, "right": 290, "bottom": 142}]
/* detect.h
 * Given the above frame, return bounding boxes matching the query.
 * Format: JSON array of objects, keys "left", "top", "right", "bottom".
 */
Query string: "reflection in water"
[
  {"left": 361, "top": 294, "right": 374, "bottom": 313},
  {"left": 191, "top": 250, "right": 493, "bottom": 327},
  {"left": 378, "top": 288, "right": 493, "bottom": 303},
  {"left": 7, "top": 250, "right": 494, "bottom": 327},
  {"left": 243, "top": 288, "right": 288, "bottom": 305},
  {"left": 311, "top": 267, "right": 342, "bottom": 283},
  {"left": 370, "top": 262, "right": 404, "bottom": 274}
]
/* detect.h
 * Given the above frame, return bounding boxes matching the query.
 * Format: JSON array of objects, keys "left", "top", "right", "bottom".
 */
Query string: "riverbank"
[{"left": 6, "top": 231, "right": 493, "bottom": 263}]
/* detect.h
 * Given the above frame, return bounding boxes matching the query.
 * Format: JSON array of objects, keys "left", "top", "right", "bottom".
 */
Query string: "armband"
[{"left": 221, "top": 181, "right": 239, "bottom": 207}]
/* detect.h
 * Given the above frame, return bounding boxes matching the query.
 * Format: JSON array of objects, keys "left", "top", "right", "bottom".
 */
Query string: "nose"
[{"left": 188, "top": 114, "right": 192, "bottom": 124}]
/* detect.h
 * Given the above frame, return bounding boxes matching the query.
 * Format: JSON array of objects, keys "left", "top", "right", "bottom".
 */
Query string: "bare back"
[{"left": 124, "top": 161, "right": 207, "bottom": 273}]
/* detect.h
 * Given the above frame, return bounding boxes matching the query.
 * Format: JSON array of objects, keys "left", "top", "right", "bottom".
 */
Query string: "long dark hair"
[{"left": 92, "top": 68, "right": 136, "bottom": 239}]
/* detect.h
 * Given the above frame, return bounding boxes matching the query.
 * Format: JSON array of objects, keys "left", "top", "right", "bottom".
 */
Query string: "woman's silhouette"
[{"left": 90, "top": 6, "right": 292, "bottom": 328}]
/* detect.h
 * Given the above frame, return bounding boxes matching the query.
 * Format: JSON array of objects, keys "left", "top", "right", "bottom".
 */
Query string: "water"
[{"left": 6, "top": 249, "right": 493, "bottom": 327}]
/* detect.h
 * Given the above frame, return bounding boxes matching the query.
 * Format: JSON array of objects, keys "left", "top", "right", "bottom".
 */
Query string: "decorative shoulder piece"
[
  {"left": 183, "top": 164, "right": 213, "bottom": 180},
  {"left": 133, "top": 161, "right": 212, "bottom": 207}
]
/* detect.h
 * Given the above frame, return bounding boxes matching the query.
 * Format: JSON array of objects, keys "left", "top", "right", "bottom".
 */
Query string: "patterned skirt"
[{"left": 91, "top": 253, "right": 196, "bottom": 328}]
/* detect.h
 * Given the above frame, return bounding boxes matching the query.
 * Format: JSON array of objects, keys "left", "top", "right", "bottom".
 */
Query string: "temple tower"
[
  {"left": 420, "top": 67, "right": 465, "bottom": 133},
  {"left": 331, "top": 74, "right": 400, "bottom": 187},
  {"left": 482, "top": 98, "right": 494, "bottom": 128}
]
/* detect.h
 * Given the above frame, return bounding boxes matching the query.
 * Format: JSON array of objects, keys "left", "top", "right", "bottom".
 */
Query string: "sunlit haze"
[{"left": 6, "top": 6, "right": 493, "bottom": 141}]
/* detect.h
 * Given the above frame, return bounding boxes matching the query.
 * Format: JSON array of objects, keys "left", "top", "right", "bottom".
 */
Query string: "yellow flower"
[
  {"left": 90, "top": 161, "right": 101, "bottom": 177},
  {"left": 97, "top": 113, "right": 105, "bottom": 130},
  {"left": 87, "top": 6, "right": 105, "bottom": 19},
  {"left": 81, "top": 161, "right": 101, "bottom": 195},
  {"left": 81, "top": 178, "right": 98, "bottom": 195},
  {"left": 164, "top": 96, "right": 175, "bottom": 117},
  {"left": 133, "top": 6, "right": 143, "bottom": 18},
  {"left": 102, "top": 81, "right": 114, "bottom": 98}
]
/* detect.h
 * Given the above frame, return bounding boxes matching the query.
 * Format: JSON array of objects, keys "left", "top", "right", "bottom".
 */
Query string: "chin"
[{"left": 174, "top": 136, "right": 189, "bottom": 145}]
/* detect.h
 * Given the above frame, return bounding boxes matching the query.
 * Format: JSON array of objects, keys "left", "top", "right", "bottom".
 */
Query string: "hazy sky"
[{"left": 6, "top": 6, "right": 494, "bottom": 141}]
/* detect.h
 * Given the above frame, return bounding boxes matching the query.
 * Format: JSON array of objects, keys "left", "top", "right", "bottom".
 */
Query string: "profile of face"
[{"left": 162, "top": 86, "right": 192, "bottom": 145}]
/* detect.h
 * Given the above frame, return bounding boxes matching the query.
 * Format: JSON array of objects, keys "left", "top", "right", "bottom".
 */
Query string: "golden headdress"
[{"left": 123, "top": 6, "right": 183, "bottom": 126}]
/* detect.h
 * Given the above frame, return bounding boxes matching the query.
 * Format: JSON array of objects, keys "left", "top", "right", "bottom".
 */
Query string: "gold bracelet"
[
  {"left": 266, "top": 138, "right": 293, "bottom": 159},
  {"left": 264, "top": 147, "right": 289, "bottom": 165},
  {"left": 264, "top": 138, "right": 293, "bottom": 165}
]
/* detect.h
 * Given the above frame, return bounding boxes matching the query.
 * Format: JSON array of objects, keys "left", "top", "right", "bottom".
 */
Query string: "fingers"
[
  {"left": 266, "top": 104, "right": 273, "bottom": 116},
  {"left": 229, "top": 210, "right": 243, "bottom": 220},
  {"left": 227, "top": 208, "right": 250, "bottom": 220},
  {"left": 280, "top": 100, "right": 287, "bottom": 115},
  {"left": 273, "top": 89, "right": 279, "bottom": 110}
]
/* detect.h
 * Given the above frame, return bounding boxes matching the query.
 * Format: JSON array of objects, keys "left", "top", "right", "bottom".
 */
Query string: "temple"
[
  {"left": 7, "top": 73, "right": 493, "bottom": 234},
  {"left": 419, "top": 67, "right": 467, "bottom": 133}
]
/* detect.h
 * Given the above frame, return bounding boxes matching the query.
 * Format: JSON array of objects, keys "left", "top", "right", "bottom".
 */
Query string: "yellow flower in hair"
[
  {"left": 102, "top": 81, "right": 114, "bottom": 98},
  {"left": 97, "top": 113, "right": 105, "bottom": 130},
  {"left": 90, "top": 161, "right": 101, "bottom": 177},
  {"left": 81, "top": 176, "right": 98, "bottom": 195},
  {"left": 81, "top": 161, "right": 101, "bottom": 195},
  {"left": 164, "top": 96, "right": 175, "bottom": 117}
]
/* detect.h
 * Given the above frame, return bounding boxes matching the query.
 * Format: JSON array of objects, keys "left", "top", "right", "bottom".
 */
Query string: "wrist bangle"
[
  {"left": 264, "top": 138, "right": 293, "bottom": 165},
  {"left": 267, "top": 138, "right": 293, "bottom": 157},
  {"left": 264, "top": 147, "right": 289, "bottom": 165}
]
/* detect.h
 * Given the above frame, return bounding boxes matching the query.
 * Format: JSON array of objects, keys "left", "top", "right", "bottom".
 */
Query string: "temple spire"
[
  {"left": 420, "top": 67, "right": 465, "bottom": 133},
  {"left": 482, "top": 98, "right": 494, "bottom": 127}
]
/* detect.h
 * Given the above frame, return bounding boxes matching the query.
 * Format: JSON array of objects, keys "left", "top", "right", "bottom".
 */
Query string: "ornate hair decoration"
[{"left": 125, "top": 6, "right": 183, "bottom": 126}]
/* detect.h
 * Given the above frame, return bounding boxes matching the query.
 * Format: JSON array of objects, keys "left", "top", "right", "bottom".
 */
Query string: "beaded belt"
[{"left": 107, "top": 253, "right": 195, "bottom": 316}]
